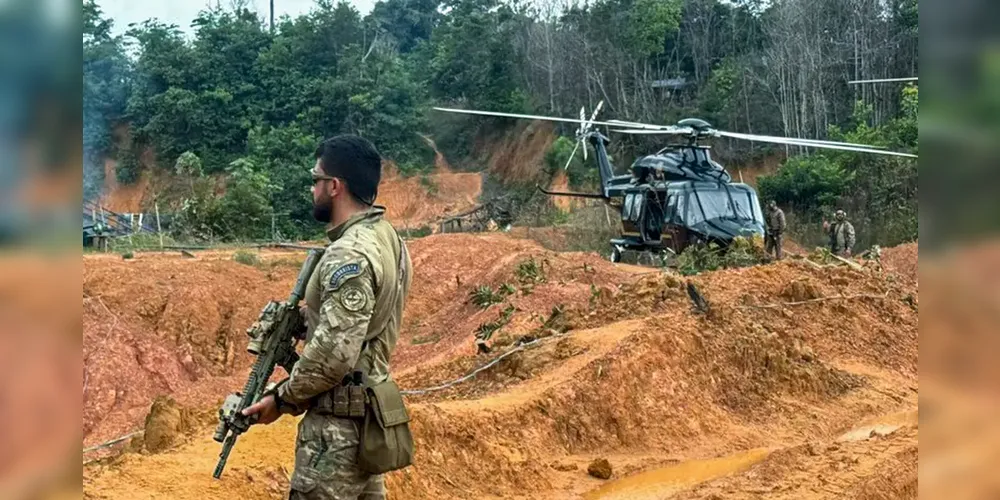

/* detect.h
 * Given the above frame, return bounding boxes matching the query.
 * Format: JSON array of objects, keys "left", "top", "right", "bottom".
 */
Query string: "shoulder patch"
[
  {"left": 328, "top": 263, "right": 361, "bottom": 290},
  {"left": 340, "top": 286, "right": 367, "bottom": 312}
]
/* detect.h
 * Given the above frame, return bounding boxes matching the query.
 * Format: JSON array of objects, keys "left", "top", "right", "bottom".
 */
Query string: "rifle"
[{"left": 211, "top": 248, "right": 323, "bottom": 479}]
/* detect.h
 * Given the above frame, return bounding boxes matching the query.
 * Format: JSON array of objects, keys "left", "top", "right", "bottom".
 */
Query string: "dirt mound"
[
  {"left": 547, "top": 170, "right": 587, "bottom": 212},
  {"left": 587, "top": 458, "right": 613, "bottom": 479},
  {"left": 82, "top": 251, "right": 304, "bottom": 447},
  {"left": 394, "top": 233, "right": 645, "bottom": 373},
  {"left": 420, "top": 133, "right": 453, "bottom": 174},
  {"left": 82, "top": 239, "right": 918, "bottom": 499},
  {"left": 881, "top": 242, "right": 917, "bottom": 286},
  {"left": 729, "top": 153, "right": 784, "bottom": 189},
  {"left": 139, "top": 396, "right": 196, "bottom": 453},
  {"left": 478, "top": 121, "right": 556, "bottom": 184},
  {"left": 377, "top": 172, "right": 482, "bottom": 228}
]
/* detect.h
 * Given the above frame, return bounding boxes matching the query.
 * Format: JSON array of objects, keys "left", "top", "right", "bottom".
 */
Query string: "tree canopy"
[{"left": 83, "top": 0, "right": 918, "bottom": 246}]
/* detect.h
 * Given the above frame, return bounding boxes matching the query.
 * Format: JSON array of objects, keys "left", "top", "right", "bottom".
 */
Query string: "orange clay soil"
[{"left": 82, "top": 236, "right": 917, "bottom": 500}]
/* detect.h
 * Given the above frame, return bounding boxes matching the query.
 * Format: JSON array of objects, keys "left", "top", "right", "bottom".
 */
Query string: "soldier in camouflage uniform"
[
  {"left": 242, "top": 135, "right": 412, "bottom": 500},
  {"left": 825, "top": 209, "right": 856, "bottom": 257},
  {"left": 764, "top": 200, "right": 786, "bottom": 260}
]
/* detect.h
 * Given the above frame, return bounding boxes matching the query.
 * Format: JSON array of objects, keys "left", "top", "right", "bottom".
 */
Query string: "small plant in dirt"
[
  {"left": 468, "top": 283, "right": 517, "bottom": 309},
  {"left": 403, "top": 226, "right": 433, "bottom": 239},
  {"left": 498, "top": 283, "right": 516, "bottom": 296},
  {"left": 516, "top": 256, "right": 547, "bottom": 285},
  {"left": 809, "top": 246, "right": 835, "bottom": 264},
  {"left": 540, "top": 304, "right": 567, "bottom": 334},
  {"left": 232, "top": 250, "right": 260, "bottom": 266},
  {"left": 589, "top": 284, "right": 601, "bottom": 308},
  {"left": 410, "top": 332, "right": 441, "bottom": 345},
  {"left": 469, "top": 285, "right": 501, "bottom": 308},
  {"left": 419, "top": 174, "right": 439, "bottom": 195},
  {"left": 474, "top": 304, "right": 515, "bottom": 342},
  {"left": 121, "top": 251, "right": 134, "bottom": 260}
]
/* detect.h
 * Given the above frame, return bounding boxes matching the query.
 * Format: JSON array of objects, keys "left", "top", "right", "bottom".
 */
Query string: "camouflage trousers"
[
  {"left": 765, "top": 232, "right": 784, "bottom": 260},
  {"left": 288, "top": 411, "right": 385, "bottom": 500}
]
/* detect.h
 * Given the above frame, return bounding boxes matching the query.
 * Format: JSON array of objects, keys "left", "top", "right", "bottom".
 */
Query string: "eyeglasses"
[{"left": 311, "top": 171, "right": 337, "bottom": 184}]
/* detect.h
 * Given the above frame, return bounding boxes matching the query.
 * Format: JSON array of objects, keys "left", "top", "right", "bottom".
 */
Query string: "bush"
[
  {"left": 757, "top": 156, "right": 854, "bottom": 214},
  {"left": 675, "top": 236, "right": 768, "bottom": 276},
  {"left": 675, "top": 242, "right": 723, "bottom": 276},
  {"left": 116, "top": 147, "right": 141, "bottom": 185},
  {"left": 232, "top": 250, "right": 260, "bottom": 266}
]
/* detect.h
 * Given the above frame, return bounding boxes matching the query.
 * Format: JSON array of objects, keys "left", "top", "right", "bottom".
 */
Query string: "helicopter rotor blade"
[
  {"left": 610, "top": 127, "right": 887, "bottom": 148},
  {"left": 847, "top": 77, "right": 918, "bottom": 84},
  {"left": 564, "top": 140, "right": 580, "bottom": 170},
  {"left": 711, "top": 131, "right": 889, "bottom": 149},
  {"left": 586, "top": 101, "right": 604, "bottom": 129},
  {"left": 432, "top": 107, "right": 684, "bottom": 132},
  {"left": 610, "top": 128, "right": 916, "bottom": 157},
  {"left": 715, "top": 131, "right": 917, "bottom": 158}
]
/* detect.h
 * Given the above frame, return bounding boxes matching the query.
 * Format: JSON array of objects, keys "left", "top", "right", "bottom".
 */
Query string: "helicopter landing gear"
[{"left": 609, "top": 245, "right": 624, "bottom": 263}]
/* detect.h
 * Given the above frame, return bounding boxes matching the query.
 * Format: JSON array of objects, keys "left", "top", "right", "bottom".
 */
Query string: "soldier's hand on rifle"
[{"left": 242, "top": 394, "right": 280, "bottom": 425}]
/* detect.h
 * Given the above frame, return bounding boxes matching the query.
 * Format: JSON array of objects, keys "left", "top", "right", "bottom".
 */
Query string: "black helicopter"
[{"left": 433, "top": 103, "right": 917, "bottom": 263}]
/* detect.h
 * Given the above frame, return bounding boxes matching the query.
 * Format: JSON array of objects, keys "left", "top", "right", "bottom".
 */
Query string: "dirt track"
[{"left": 82, "top": 237, "right": 917, "bottom": 499}]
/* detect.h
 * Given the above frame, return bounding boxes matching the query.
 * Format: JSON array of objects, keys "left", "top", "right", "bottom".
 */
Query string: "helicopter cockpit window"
[
  {"left": 622, "top": 194, "right": 634, "bottom": 220},
  {"left": 630, "top": 192, "right": 644, "bottom": 222},
  {"left": 730, "top": 192, "right": 761, "bottom": 222},
  {"left": 683, "top": 185, "right": 764, "bottom": 226}
]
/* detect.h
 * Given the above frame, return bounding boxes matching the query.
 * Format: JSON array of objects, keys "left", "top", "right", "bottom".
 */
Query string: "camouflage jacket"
[
  {"left": 766, "top": 207, "right": 786, "bottom": 234},
  {"left": 277, "top": 206, "right": 412, "bottom": 407},
  {"left": 828, "top": 220, "right": 856, "bottom": 253}
]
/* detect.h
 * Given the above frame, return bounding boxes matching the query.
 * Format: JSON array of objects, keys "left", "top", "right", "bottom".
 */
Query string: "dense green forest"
[{"left": 83, "top": 0, "right": 917, "bottom": 247}]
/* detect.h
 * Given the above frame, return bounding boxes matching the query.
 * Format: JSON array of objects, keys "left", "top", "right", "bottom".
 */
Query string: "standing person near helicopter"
[
  {"left": 764, "top": 200, "right": 786, "bottom": 260},
  {"left": 824, "top": 210, "right": 856, "bottom": 257}
]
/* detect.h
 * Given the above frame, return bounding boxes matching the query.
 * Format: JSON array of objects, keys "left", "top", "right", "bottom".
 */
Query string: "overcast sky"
[{"left": 98, "top": 0, "right": 380, "bottom": 37}]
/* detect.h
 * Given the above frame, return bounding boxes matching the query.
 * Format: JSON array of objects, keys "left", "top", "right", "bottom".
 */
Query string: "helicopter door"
[{"left": 640, "top": 191, "right": 664, "bottom": 243}]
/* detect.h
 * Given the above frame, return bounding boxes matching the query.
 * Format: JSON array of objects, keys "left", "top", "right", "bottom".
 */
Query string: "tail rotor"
[{"left": 563, "top": 100, "right": 604, "bottom": 170}]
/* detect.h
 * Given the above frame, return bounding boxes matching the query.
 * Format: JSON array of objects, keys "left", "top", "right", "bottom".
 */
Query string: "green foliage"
[
  {"left": 232, "top": 249, "right": 260, "bottom": 266},
  {"left": 401, "top": 226, "right": 434, "bottom": 238},
  {"left": 468, "top": 282, "right": 516, "bottom": 309},
  {"left": 84, "top": 0, "right": 131, "bottom": 197},
  {"left": 626, "top": 0, "right": 683, "bottom": 56},
  {"left": 544, "top": 137, "right": 598, "bottom": 189},
  {"left": 419, "top": 174, "right": 439, "bottom": 195},
  {"left": 675, "top": 242, "right": 722, "bottom": 276},
  {"left": 217, "top": 159, "right": 277, "bottom": 241},
  {"left": 116, "top": 147, "right": 141, "bottom": 185},
  {"left": 423, "top": 0, "right": 527, "bottom": 112},
  {"left": 84, "top": 0, "right": 917, "bottom": 250},
  {"left": 469, "top": 285, "right": 502, "bottom": 309},
  {"left": 174, "top": 151, "right": 203, "bottom": 178},
  {"left": 721, "top": 235, "right": 768, "bottom": 268},
  {"left": 475, "top": 304, "right": 516, "bottom": 341},
  {"left": 673, "top": 236, "right": 767, "bottom": 275},
  {"left": 516, "top": 257, "right": 547, "bottom": 285},
  {"left": 758, "top": 156, "right": 854, "bottom": 213}
]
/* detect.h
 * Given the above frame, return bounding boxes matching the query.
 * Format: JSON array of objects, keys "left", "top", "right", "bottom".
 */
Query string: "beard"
[{"left": 313, "top": 194, "right": 333, "bottom": 223}]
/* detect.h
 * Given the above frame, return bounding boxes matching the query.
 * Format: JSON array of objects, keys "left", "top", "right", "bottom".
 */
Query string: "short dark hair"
[{"left": 314, "top": 135, "right": 382, "bottom": 205}]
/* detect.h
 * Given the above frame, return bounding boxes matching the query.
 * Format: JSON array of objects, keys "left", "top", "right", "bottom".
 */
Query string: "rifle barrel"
[
  {"left": 213, "top": 433, "right": 237, "bottom": 478},
  {"left": 289, "top": 249, "right": 323, "bottom": 303}
]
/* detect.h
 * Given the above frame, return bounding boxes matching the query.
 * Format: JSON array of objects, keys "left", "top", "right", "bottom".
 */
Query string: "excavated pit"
[{"left": 82, "top": 235, "right": 918, "bottom": 499}]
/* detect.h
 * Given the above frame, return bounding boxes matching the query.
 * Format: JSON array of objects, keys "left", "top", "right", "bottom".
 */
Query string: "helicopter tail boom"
[{"left": 536, "top": 184, "right": 607, "bottom": 199}]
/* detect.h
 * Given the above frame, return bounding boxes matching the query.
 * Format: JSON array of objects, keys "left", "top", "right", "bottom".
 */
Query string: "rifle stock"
[{"left": 212, "top": 249, "right": 323, "bottom": 479}]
